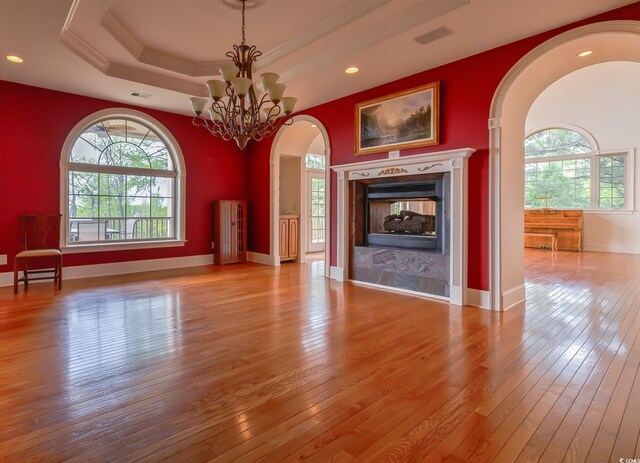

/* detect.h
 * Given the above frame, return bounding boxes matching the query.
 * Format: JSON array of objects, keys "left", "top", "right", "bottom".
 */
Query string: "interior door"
[{"left": 307, "top": 171, "right": 326, "bottom": 253}]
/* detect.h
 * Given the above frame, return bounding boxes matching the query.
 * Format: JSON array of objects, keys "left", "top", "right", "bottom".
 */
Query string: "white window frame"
[
  {"left": 60, "top": 108, "right": 187, "bottom": 253},
  {"left": 525, "top": 125, "right": 634, "bottom": 213}
]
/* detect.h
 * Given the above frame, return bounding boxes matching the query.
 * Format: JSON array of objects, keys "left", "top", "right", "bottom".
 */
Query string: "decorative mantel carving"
[{"left": 378, "top": 167, "right": 408, "bottom": 176}]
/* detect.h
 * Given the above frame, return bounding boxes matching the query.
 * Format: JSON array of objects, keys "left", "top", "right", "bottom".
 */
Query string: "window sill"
[
  {"left": 62, "top": 239, "right": 186, "bottom": 254},
  {"left": 583, "top": 209, "right": 635, "bottom": 215}
]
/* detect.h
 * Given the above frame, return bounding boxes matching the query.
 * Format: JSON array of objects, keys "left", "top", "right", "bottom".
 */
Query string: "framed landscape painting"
[{"left": 355, "top": 81, "right": 440, "bottom": 155}]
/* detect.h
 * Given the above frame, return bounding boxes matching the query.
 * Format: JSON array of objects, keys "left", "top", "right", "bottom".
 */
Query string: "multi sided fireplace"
[{"left": 365, "top": 179, "right": 444, "bottom": 252}]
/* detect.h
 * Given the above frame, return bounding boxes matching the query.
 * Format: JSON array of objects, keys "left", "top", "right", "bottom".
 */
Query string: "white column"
[{"left": 449, "top": 157, "right": 467, "bottom": 306}]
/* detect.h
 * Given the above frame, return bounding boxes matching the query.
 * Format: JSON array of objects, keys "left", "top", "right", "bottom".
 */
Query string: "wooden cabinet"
[
  {"left": 213, "top": 200, "right": 247, "bottom": 265},
  {"left": 279, "top": 215, "right": 299, "bottom": 261}
]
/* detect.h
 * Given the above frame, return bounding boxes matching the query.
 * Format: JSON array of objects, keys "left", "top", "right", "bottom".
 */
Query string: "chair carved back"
[{"left": 20, "top": 213, "right": 62, "bottom": 251}]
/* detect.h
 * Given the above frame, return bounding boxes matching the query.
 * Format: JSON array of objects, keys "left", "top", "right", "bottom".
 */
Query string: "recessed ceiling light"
[
  {"left": 6, "top": 55, "right": 23, "bottom": 63},
  {"left": 577, "top": 50, "right": 593, "bottom": 57},
  {"left": 345, "top": 66, "right": 359, "bottom": 74}
]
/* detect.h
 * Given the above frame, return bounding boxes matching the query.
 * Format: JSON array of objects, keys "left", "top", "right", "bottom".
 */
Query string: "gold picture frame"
[{"left": 355, "top": 81, "right": 440, "bottom": 155}]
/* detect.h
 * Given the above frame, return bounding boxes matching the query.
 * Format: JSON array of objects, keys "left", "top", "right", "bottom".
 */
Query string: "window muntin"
[
  {"left": 67, "top": 118, "right": 178, "bottom": 244},
  {"left": 599, "top": 154, "right": 626, "bottom": 209},
  {"left": 305, "top": 153, "right": 325, "bottom": 170},
  {"left": 310, "top": 177, "right": 326, "bottom": 244},
  {"left": 524, "top": 127, "right": 628, "bottom": 210},
  {"left": 524, "top": 128, "right": 592, "bottom": 159}
]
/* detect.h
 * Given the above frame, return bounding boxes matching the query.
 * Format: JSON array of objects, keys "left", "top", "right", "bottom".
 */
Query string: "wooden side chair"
[{"left": 13, "top": 213, "right": 63, "bottom": 294}]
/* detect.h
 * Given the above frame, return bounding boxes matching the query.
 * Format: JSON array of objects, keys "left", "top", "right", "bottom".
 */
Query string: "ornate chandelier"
[{"left": 189, "top": 0, "right": 297, "bottom": 150}]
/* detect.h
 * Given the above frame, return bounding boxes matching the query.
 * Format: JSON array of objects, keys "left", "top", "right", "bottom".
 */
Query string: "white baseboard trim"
[
  {"left": 0, "top": 254, "right": 214, "bottom": 288},
  {"left": 247, "top": 252, "right": 273, "bottom": 266},
  {"left": 502, "top": 284, "right": 526, "bottom": 311},
  {"left": 329, "top": 266, "right": 345, "bottom": 281},
  {"left": 467, "top": 288, "right": 491, "bottom": 310},
  {"left": 584, "top": 244, "right": 640, "bottom": 254},
  {"left": 449, "top": 285, "right": 464, "bottom": 306}
]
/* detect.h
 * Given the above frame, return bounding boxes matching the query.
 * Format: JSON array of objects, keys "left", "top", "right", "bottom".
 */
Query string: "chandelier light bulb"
[
  {"left": 220, "top": 63, "right": 240, "bottom": 83},
  {"left": 267, "top": 83, "right": 286, "bottom": 103},
  {"left": 190, "top": 97, "right": 207, "bottom": 115},
  {"left": 260, "top": 72, "right": 280, "bottom": 90},
  {"left": 282, "top": 97, "right": 298, "bottom": 115},
  {"left": 206, "top": 79, "right": 227, "bottom": 100},
  {"left": 232, "top": 77, "right": 253, "bottom": 97}
]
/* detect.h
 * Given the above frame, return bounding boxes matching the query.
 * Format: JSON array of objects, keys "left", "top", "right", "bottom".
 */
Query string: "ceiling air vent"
[
  {"left": 414, "top": 26, "right": 453, "bottom": 45},
  {"left": 129, "top": 91, "right": 151, "bottom": 99}
]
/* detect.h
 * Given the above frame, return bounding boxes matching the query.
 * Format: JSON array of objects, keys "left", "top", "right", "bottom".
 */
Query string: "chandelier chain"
[{"left": 241, "top": 0, "right": 246, "bottom": 45}]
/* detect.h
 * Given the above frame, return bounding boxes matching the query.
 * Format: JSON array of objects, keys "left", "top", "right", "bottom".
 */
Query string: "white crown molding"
[
  {"left": 100, "top": 9, "right": 143, "bottom": 59},
  {"left": 102, "top": 9, "right": 227, "bottom": 77},
  {"left": 105, "top": 62, "right": 206, "bottom": 96},
  {"left": 60, "top": 0, "right": 470, "bottom": 97},
  {"left": 99, "top": 1, "right": 395, "bottom": 79},
  {"left": 258, "top": 0, "right": 393, "bottom": 69},
  {"left": 59, "top": 29, "right": 110, "bottom": 73}
]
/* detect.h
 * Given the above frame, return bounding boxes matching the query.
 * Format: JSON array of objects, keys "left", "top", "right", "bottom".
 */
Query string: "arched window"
[
  {"left": 61, "top": 109, "right": 185, "bottom": 250},
  {"left": 524, "top": 126, "right": 629, "bottom": 210}
]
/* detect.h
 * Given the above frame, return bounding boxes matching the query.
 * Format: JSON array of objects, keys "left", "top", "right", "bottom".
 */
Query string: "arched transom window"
[
  {"left": 524, "top": 127, "right": 629, "bottom": 210},
  {"left": 62, "top": 110, "right": 185, "bottom": 249}
]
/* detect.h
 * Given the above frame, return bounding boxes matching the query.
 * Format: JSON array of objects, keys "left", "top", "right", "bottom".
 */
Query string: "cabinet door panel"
[
  {"left": 279, "top": 219, "right": 289, "bottom": 259},
  {"left": 288, "top": 218, "right": 298, "bottom": 259},
  {"left": 214, "top": 200, "right": 247, "bottom": 264}
]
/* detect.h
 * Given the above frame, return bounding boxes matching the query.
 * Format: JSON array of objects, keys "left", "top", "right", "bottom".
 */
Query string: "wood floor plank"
[{"left": 2, "top": 250, "right": 640, "bottom": 461}]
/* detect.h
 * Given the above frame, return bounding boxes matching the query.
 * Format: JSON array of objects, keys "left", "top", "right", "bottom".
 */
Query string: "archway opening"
[
  {"left": 490, "top": 21, "right": 640, "bottom": 310},
  {"left": 269, "top": 116, "right": 331, "bottom": 275}
]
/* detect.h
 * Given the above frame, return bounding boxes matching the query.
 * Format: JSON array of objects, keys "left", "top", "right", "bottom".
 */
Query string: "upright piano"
[{"left": 524, "top": 209, "right": 583, "bottom": 252}]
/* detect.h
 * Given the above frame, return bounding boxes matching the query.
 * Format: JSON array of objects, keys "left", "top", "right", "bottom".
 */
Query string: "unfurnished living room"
[{"left": 3, "top": 1, "right": 640, "bottom": 461}]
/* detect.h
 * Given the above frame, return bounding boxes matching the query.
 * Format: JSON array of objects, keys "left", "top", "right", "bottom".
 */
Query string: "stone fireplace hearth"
[{"left": 332, "top": 148, "right": 474, "bottom": 305}]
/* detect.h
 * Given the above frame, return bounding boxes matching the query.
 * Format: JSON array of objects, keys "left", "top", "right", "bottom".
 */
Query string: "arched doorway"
[
  {"left": 269, "top": 116, "right": 331, "bottom": 275},
  {"left": 490, "top": 21, "right": 640, "bottom": 310}
]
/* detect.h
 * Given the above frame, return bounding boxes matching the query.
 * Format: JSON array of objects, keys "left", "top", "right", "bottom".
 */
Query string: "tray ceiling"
[{"left": 0, "top": 0, "right": 637, "bottom": 116}]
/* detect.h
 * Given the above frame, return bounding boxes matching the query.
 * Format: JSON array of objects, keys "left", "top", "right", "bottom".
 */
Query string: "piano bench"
[{"left": 525, "top": 232, "right": 558, "bottom": 251}]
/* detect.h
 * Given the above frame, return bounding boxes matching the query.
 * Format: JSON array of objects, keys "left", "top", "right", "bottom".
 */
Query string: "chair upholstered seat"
[{"left": 16, "top": 249, "right": 62, "bottom": 258}]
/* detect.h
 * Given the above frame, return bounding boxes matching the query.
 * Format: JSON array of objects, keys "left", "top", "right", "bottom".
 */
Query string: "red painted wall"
[
  {"left": 246, "top": 2, "right": 640, "bottom": 291},
  {"left": 0, "top": 81, "right": 248, "bottom": 271}
]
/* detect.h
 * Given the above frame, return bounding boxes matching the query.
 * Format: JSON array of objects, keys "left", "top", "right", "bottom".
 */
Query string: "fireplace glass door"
[{"left": 365, "top": 180, "right": 443, "bottom": 252}]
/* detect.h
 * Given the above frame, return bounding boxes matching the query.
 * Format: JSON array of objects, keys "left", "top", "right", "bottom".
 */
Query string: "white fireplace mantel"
[{"left": 331, "top": 148, "right": 475, "bottom": 306}]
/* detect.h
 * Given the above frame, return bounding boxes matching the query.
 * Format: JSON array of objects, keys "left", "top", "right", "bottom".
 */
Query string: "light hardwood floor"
[{"left": 1, "top": 249, "right": 640, "bottom": 462}]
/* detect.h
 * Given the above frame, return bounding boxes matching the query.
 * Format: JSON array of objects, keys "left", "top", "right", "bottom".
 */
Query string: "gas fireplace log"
[{"left": 382, "top": 210, "right": 436, "bottom": 234}]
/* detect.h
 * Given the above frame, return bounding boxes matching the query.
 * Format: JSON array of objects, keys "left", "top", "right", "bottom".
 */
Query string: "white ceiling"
[{"left": 0, "top": 0, "right": 637, "bottom": 116}]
